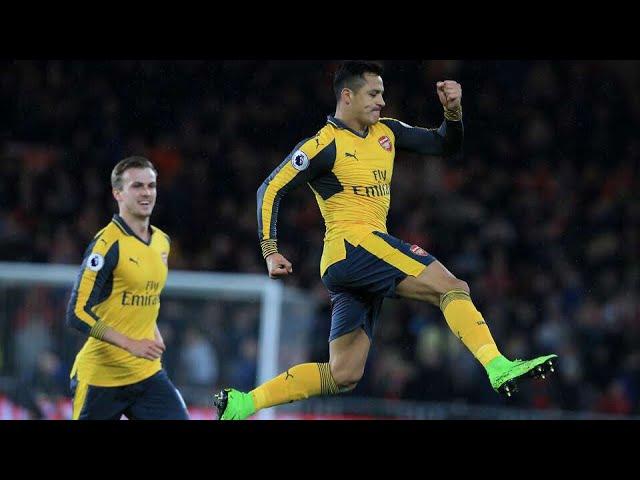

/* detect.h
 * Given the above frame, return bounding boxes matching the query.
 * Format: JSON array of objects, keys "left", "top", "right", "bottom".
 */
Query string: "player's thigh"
[
  {"left": 126, "top": 370, "right": 189, "bottom": 420},
  {"left": 395, "top": 260, "right": 468, "bottom": 303}
]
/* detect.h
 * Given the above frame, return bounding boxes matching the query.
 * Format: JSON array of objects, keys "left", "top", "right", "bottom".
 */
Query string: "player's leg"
[
  {"left": 357, "top": 232, "right": 503, "bottom": 363},
  {"left": 328, "top": 326, "right": 370, "bottom": 392},
  {"left": 213, "top": 360, "right": 343, "bottom": 421},
  {"left": 245, "top": 323, "right": 370, "bottom": 412},
  {"left": 214, "top": 360, "right": 340, "bottom": 421},
  {"left": 359, "top": 231, "right": 557, "bottom": 397},
  {"left": 125, "top": 370, "right": 190, "bottom": 420},
  {"left": 213, "top": 291, "right": 377, "bottom": 420},
  {"left": 395, "top": 258, "right": 557, "bottom": 397},
  {"left": 70, "top": 374, "right": 130, "bottom": 420},
  {"left": 396, "top": 259, "right": 505, "bottom": 365}
]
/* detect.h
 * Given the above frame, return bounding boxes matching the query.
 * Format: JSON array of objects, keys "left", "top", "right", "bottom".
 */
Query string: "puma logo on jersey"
[
  {"left": 345, "top": 151, "right": 358, "bottom": 161},
  {"left": 129, "top": 257, "right": 139, "bottom": 265}
]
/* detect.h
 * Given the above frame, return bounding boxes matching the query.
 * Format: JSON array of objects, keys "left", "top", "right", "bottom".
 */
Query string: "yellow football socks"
[
  {"left": 440, "top": 290, "right": 502, "bottom": 366},
  {"left": 250, "top": 362, "right": 339, "bottom": 411}
]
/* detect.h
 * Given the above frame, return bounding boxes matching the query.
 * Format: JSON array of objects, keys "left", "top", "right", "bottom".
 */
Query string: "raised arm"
[{"left": 380, "top": 80, "right": 464, "bottom": 158}]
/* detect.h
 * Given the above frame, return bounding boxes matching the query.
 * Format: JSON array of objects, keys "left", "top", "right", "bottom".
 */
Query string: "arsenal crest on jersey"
[
  {"left": 410, "top": 244, "right": 429, "bottom": 256},
  {"left": 161, "top": 252, "right": 168, "bottom": 266},
  {"left": 378, "top": 135, "right": 392, "bottom": 152}
]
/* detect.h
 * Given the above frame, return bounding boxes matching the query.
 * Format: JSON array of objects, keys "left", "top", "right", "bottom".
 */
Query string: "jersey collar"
[
  {"left": 326, "top": 115, "right": 369, "bottom": 139},
  {"left": 112, "top": 214, "right": 153, "bottom": 246}
]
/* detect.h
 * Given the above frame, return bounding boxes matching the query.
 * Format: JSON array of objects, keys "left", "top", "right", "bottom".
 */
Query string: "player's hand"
[
  {"left": 155, "top": 332, "right": 166, "bottom": 350},
  {"left": 437, "top": 80, "right": 462, "bottom": 109},
  {"left": 126, "top": 338, "right": 165, "bottom": 360},
  {"left": 266, "top": 252, "right": 293, "bottom": 279}
]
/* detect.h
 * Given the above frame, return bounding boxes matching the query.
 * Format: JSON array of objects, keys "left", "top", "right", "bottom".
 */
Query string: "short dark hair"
[
  {"left": 333, "top": 60, "right": 384, "bottom": 102},
  {"left": 111, "top": 156, "right": 157, "bottom": 190}
]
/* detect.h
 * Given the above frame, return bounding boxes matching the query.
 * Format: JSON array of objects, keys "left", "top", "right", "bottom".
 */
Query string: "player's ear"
[
  {"left": 112, "top": 188, "right": 121, "bottom": 201},
  {"left": 341, "top": 87, "right": 352, "bottom": 105}
]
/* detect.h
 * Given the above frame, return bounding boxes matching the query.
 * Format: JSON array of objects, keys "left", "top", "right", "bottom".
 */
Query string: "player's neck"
[
  {"left": 334, "top": 108, "right": 368, "bottom": 136},
  {"left": 118, "top": 211, "right": 151, "bottom": 242}
]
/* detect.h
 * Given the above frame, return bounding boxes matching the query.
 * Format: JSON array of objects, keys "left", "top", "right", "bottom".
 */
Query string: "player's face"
[
  {"left": 352, "top": 73, "right": 385, "bottom": 126},
  {"left": 114, "top": 167, "right": 157, "bottom": 219}
]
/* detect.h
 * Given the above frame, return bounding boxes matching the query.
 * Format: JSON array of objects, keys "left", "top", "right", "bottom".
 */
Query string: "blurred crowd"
[{"left": 0, "top": 60, "right": 638, "bottom": 416}]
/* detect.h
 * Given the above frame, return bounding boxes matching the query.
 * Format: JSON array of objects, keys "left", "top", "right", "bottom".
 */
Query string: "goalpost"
[{"left": 0, "top": 261, "right": 317, "bottom": 419}]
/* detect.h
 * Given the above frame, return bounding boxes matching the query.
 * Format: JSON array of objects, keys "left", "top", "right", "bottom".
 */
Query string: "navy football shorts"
[{"left": 321, "top": 231, "right": 436, "bottom": 342}]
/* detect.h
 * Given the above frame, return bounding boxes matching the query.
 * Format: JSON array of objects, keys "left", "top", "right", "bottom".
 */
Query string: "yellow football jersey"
[
  {"left": 67, "top": 214, "right": 170, "bottom": 386},
  {"left": 257, "top": 116, "right": 463, "bottom": 275}
]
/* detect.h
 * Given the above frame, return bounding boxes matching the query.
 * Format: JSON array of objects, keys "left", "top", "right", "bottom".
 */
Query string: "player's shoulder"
[
  {"left": 151, "top": 225, "right": 171, "bottom": 245},
  {"left": 315, "top": 122, "right": 337, "bottom": 144},
  {"left": 377, "top": 117, "right": 414, "bottom": 140},
  {"left": 378, "top": 117, "right": 408, "bottom": 130},
  {"left": 81, "top": 220, "right": 122, "bottom": 265},
  {"left": 294, "top": 123, "right": 337, "bottom": 160},
  {"left": 91, "top": 221, "right": 123, "bottom": 251},
  {"left": 379, "top": 117, "right": 398, "bottom": 125}
]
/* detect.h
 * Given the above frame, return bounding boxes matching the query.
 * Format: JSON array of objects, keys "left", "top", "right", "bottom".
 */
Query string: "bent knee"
[
  {"left": 329, "top": 362, "right": 364, "bottom": 391},
  {"left": 435, "top": 278, "right": 470, "bottom": 297},
  {"left": 449, "top": 279, "right": 470, "bottom": 294}
]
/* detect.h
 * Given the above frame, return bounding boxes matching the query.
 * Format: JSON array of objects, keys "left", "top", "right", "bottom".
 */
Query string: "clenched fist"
[
  {"left": 266, "top": 252, "right": 293, "bottom": 279},
  {"left": 437, "top": 80, "right": 462, "bottom": 110}
]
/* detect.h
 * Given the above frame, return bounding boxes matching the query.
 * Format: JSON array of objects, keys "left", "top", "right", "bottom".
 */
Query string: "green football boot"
[
  {"left": 213, "top": 388, "right": 256, "bottom": 420},
  {"left": 486, "top": 354, "right": 558, "bottom": 397}
]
